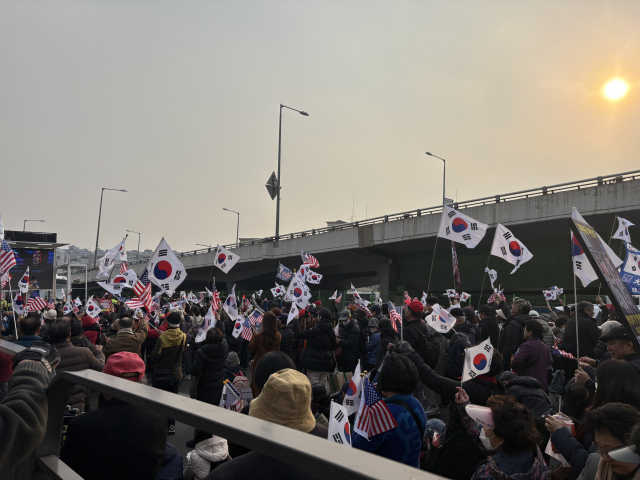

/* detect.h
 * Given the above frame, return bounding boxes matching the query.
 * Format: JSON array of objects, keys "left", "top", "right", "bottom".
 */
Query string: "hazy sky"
[{"left": 2, "top": 1, "right": 639, "bottom": 254}]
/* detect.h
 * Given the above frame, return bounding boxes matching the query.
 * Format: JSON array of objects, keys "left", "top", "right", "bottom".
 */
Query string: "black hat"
[
  {"left": 318, "top": 308, "right": 332, "bottom": 321},
  {"left": 601, "top": 326, "right": 634, "bottom": 343},
  {"left": 69, "top": 319, "right": 83, "bottom": 337},
  {"left": 462, "top": 306, "right": 475, "bottom": 321},
  {"left": 370, "top": 305, "right": 381, "bottom": 315},
  {"left": 450, "top": 307, "right": 464, "bottom": 317}
]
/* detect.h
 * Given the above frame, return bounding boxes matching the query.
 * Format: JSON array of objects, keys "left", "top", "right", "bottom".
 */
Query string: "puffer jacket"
[
  {"left": 278, "top": 325, "right": 296, "bottom": 360},
  {"left": 222, "top": 314, "right": 242, "bottom": 353},
  {"left": 535, "top": 317, "right": 556, "bottom": 349},
  {"left": 190, "top": 341, "right": 228, "bottom": 406},
  {"left": 505, "top": 376, "right": 553, "bottom": 419},
  {"left": 184, "top": 436, "right": 229, "bottom": 480},
  {"left": 298, "top": 320, "right": 336, "bottom": 372},
  {"left": 561, "top": 313, "right": 601, "bottom": 359},
  {"left": 151, "top": 328, "right": 186, "bottom": 384},
  {"left": 337, "top": 319, "right": 360, "bottom": 371},
  {"left": 376, "top": 319, "right": 398, "bottom": 368},
  {"left": 54, "top": 340, "right": 105, "bottom": 411},
  {"left": 157, "top": 443, "right": 184, "bottom": 480},
  {"left": 365, "top": 332, "right": 380, "bottom": 365},
  {"left": 497, "top": 312, "right": 528, "bottom": 371}
]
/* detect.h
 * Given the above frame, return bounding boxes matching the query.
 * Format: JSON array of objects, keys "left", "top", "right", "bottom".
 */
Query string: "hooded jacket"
[
  {"left": 497, "top": 312, "right": 528, "bottom": 371},
  {"left": 278, "top": 324, "right": 296, "bottom": 360},
  {"left": 151, "top": 328, "right": 186, "bottom": 384},
  {"left": 365, "top": 331, "right": 380, "bottom": 365},
  {"left": 190, "top": 341, "right": 229, "bottom": 405},
  {"left": 505, "top": 376, "right": 552, "bottom": 419},
  {"left": 376, "top": 318, "right": 398, "bottom": 368},
  {"left": 298, "top": 319, "right": 336, "bottom": 372},
  {"left": 184, "top": 436, "right": 229, "bottom": 480}
]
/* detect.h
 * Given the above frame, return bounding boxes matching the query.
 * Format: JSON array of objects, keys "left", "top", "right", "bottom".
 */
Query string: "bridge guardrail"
[{"left": 87, "top": 168, "right": 640, "bottom": 271}]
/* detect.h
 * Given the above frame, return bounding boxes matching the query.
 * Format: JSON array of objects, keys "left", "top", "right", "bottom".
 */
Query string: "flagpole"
[
  {"left": 426, "top": 236, "right": 439, "bottom": 297},
  {"left": 478, "top": 226, "right": 498, "bottom": 310},
  {"left": 9, "top": 281, "right": 18, "bottom": 339}
]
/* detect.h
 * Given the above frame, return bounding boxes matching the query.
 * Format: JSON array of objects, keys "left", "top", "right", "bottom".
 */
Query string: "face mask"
[{"left": 479, "top": 429, "right": 496, "bottom": 451}]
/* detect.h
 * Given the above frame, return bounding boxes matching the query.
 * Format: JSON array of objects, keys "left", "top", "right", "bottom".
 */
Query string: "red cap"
[
  {"left": 299, "top": 309, "right": 307, "bottom": 318},
  {"left": 313, "top": 301, "right": 322, "bottom": 306},
  {"left": 103, "top": 352, "right": 145, "bottom": 382},
  {"left": 407, "top": 300, "right": 424, "bottom": 314}
]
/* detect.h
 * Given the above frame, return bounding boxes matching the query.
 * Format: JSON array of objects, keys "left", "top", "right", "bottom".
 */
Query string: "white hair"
[{"left": 601, "top": 320, "right": 622, "bottom": 335}]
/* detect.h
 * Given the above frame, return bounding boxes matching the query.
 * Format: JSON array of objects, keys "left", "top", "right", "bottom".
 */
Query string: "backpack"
[
  {"left": 230, "top": 371, "right": 250, "bottom": 393},
  {"left": 418, "top": 332, "right": 441, "bottom": 369}
]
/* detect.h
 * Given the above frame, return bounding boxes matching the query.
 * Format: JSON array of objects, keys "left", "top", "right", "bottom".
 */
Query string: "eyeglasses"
[{"left": 596, "top": 442, "right": 624, "bottom": 459}]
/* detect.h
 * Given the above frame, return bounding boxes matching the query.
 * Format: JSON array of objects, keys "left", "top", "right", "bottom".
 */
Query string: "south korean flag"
[
  {"left": 147, "top": 238, "right": 187, "bottom": 296},
  {"left": 328, "top": 401, "right": 352, "bottom": 447},
  {"left": 437, "top": 205, "right": 488, "bottom": 249},
  {"left": 224, "top": 285, "right": 240, "bottom": 320},
  {"left": 214, "top": 245, "right": 240, "bottom": 274},
  {"left": 271, "top": 283, "right": 285, "bottom": 298},
  {"left": 490, "top": 224, "right": 533, "bottom": 274},
  {"left": 462, "top": 339, "right": 493, "bottom": 382},
  {"left": 612, "top": 216, "right": 634, "bottom": 244}
]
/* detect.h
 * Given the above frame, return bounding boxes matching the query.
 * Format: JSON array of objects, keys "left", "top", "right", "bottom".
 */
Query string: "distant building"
[{"left": 326, "top": 220, "right": 348, "bottom": 227}]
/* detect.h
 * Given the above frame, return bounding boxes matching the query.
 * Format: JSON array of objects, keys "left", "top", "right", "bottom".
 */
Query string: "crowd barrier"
[{"left": 0, "top": 339, "right": 443, "bottom": 480}]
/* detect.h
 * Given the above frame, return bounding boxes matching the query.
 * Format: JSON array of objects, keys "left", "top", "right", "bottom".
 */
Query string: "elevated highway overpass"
[{"left": 87, "top": 170, "right": 640, "bottom": 302}]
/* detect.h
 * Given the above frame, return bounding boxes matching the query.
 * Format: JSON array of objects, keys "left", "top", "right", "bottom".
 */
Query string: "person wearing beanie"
[
  {"left": 496, "top": 297, "right": 531, "bottom": 371},
  {"left": 184, "top": 435, "right": 230, "bottom": 480},
  {"left": 443, "top": 307, "right": 476, "bottom": 381},
  {"left": 223, "top": 351, "right": 242, "bottom": 382},
  {"left": 335, "top": 308, "right": 360, "bottom": 373},
  {"left": 150, "top": 311, "right": 187, "bottom": 435},
  {"left": 207, "top": 369, "right": 326, "bottom": 480},
  {"left": 298, "top": 308, "right": 336, "bottom": 392},
  {"left": 61, "top": 351, "right": 172, "bottom": 480}
]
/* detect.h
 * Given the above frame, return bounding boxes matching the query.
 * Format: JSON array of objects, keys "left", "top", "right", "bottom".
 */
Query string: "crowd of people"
[{"left": 1, "top": 289, "right": 640, "bottom": 480}]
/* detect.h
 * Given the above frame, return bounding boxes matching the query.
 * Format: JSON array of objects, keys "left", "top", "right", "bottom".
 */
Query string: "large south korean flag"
[{"left": 438, "top": 206, "right": 488, "bottom": 249}]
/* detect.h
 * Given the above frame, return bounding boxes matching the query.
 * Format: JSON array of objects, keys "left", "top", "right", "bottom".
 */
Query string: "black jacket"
[
  {"left": 497, "top": 313, "right": 528, "bottom": 371},
  {"left": 561, "top": 313, "right": 600, "bottom": 359},
  {"left": 505, "top": 376, "right": 552, "bottom": 418},
  {"left": 402, "top": 319, "right": 426, "bottom": 351},
  {"left": 404, "top": 348, "right": 505, "bottom": 480},
  {"left": 298, "top": 320, "right": 336, "bottom": 372},
  {"left": 191, "top": 341, "right": 229, "bottom": 405},
  {"left": 278, "top": 325, "right": 296, "bottom": 359},
  {"left": 61, "top": 398, "right": 167, "bottom": 480},
  {"left": 223, "top": 315, "right": 243, "bottom": 353},
  {"left": 479, "top": 315, "right": 500, "bottom": 349},
  {"left": 337, "top": 320, "right": 360, "bottom": 366},
  {"left": 376, "top": 324, "right": 398, "bottom": 368}
]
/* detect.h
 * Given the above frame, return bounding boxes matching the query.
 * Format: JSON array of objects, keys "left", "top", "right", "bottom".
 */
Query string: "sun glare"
[{"left": 603, "top": 78, "right": 629, "bottom": 101}]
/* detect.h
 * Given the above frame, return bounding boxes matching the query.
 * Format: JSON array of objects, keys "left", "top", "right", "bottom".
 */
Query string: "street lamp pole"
[
  {"left": 23, "top": 220, "right": 45, "bottom": 232},
  {"left": 222, "top": 208, "right": 240, "bottom": 246},
  {"left": 93, "top": 188, "right": 127, "bottom": 268},
  {"left": 276, "top": 104, "right": 309, "bottom": 243},
  {"left": 125, "top": 230, "right": 141, "bottom": 262},
  {"left": 426, "top": 152, "right": 446, "bottom": 205}
]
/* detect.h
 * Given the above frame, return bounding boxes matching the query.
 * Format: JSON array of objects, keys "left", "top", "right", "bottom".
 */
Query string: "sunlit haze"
[
  {"left": 1, "top": 1, "right": 640, "bottom": 253},
  {"left": 603, "top": 78, "right": 630, "bottom": 100}
]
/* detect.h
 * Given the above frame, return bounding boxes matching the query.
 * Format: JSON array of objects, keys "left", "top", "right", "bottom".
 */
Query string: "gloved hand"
[
  {"left": 395, "top": 340, "right": 414, "bottom": 355},
  {"left": 12, "top": 341, "right": 61, "bottom": 374}
]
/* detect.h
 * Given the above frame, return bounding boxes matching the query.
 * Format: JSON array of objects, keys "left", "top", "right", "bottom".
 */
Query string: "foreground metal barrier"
[{"left": 4, "top": 367, "right": 444, "bottom": 480}]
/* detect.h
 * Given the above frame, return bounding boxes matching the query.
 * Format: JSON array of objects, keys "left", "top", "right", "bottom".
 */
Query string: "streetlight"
[
  {"left": 276, "top": 104, "right": 309, "bottom": 243},
  {"left": 23, "top": 220, "right": 45, "bottom": 232},
  {"left": 426, "top": 152, "right": 446, "bottom": 205},
  {"left": 93, "top": 188, "right": 127, "bottom": 267},
  {"left": 125, "top": 230, "right": 141, "bottom": 262},
  {"left": 222, "top": 208, "right": 240, "bottom": 246}
]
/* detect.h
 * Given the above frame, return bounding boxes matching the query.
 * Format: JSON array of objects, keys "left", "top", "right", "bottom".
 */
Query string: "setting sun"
[{"left": 603, "top": 78, "right": 629, "bottom": 101}]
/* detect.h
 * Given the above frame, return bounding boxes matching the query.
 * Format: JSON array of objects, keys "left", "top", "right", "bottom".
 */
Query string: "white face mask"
[{"left": 479, "top": 428, "right": 496, "bottom": 451}]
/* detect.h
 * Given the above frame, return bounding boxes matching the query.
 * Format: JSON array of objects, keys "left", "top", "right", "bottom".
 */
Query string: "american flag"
[
  {"left": 552, "top": 348, "right": 574, "bottom": 359},
  {"left": 487, "top": 291, "right": 506, "bottom": 304},
  {"left": 404, "top": 291, "right": 411, "bottom": 301},
  {"left": 27, "top": 290, "right": 48, "bottom": 312},
  {"left": 133, "top": 268, "right": 152, "bottom": 311},
  {"left": 0, "top": 240, "right": 17, "bottom": 273},
  {"left": 46, "top": 298, "right": 55, "bottom": 310},
  {"left": 301, "top": 250, "right": 320, "bottom": 268},
  {"left": 357, "top": 304, "right": 373, "bottom": 318},
  {"left": 1, "top": 272, "right": 11, "bottom": 288},
  {"left": 125, "top": 298, "right": 146, "bottom": 309},
  {"left": 276, "top": 263, "right": 293, "bottom": 282},
  {"left": 241, "top": 316, "right": 253, "bottom": 341},
  {"left": 388, "top": 301, "right": 402, "bottom": 333},
  {"left": 354, "top": 376, "right": 398, "bottom": 438},
  {"left": 211, "top": 284, "right": 220, "bottom": 312},
  {"left": 120, "top": 262, "right": 128, "bottom": 274},
  {"left": 335, "top": 294, "right": 342, "bottom": 303},
  {"left": 249, "top": 309, "right": 264, "bottom": 327}
]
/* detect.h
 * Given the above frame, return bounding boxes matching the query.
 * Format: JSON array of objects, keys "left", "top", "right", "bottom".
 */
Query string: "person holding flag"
[
  {"left": 511, "top": 320, "right": 551, "bottom": 391},
  {"left": 352, "top": 353, "right": 426, "bottom": 467},
  {"left": 389, "top": 339, "right": 505, "bottom": 480}
]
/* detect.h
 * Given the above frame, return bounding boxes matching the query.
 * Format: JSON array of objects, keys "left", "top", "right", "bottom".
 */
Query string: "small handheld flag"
[
  {"left": 328, "top": 402, "right": 352, "bottom": 446},
  {"left": 354, "top": 376, "right": 398, "bottom": 440},
  {"left": 462, "top": 338, "right": 493, "bottom": 382}
]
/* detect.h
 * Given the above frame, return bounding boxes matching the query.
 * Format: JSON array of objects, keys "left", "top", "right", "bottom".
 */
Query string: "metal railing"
[
  {"left": 0, "top": 343, "right": 443, "bottom": 480},
  {"left": 87, "top": 168, "right": 640, "bottom": 271}
]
